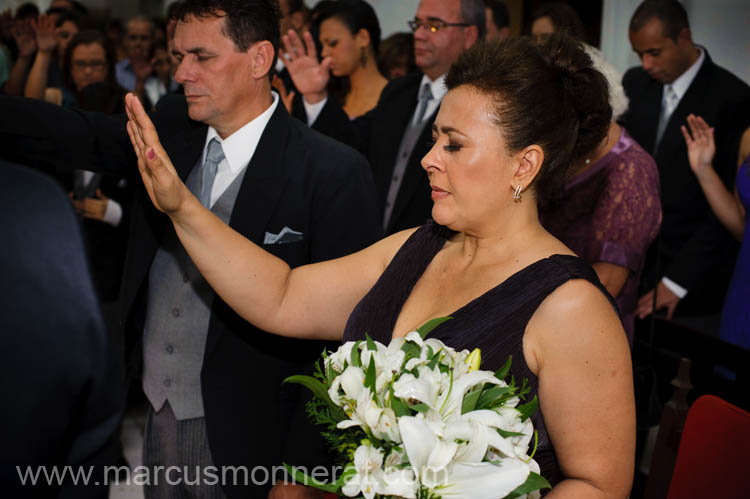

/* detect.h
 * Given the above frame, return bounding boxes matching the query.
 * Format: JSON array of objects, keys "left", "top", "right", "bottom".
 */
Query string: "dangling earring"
[
  {"left": 513, "top": 185, "right": 523, "bottom": 203},
  {"left": 360, "top": 47, "right": 367, "bottom": 68}
]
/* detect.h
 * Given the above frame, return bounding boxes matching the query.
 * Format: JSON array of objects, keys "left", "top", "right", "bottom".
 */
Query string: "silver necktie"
[{"left": 200, "top": 138, "right": 225, "bottom": 207}]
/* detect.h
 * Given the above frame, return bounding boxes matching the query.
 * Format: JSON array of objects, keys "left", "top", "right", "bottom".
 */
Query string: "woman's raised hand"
[
  {"left": 280, "top": 29, "right": 332, "bottom": 102},
  {"left": 681, "top": 114, "right": 716, "bottom": 179},
  {"left": 125, "top": 93, "right": 192, "bottom": 215}
]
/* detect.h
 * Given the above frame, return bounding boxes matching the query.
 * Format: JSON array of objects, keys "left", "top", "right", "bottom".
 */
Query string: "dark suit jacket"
[
  {"left": 620, "top": 51, "right": 750, "bottom": 314},
  {"left": 0, "top": 94, "right": 380, "bottom": 497},
  {"left": 305, "top": 72, "right": 438, "bottom": 236},
  {"left": 0, "top": 161, "right": 123, "bottom": 499}
]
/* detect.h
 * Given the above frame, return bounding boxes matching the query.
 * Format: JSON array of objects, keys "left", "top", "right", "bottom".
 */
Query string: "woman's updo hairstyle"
[
  {"left": 445, "top": 33, "right": 611, "bottom": 204},
  {"left": 314, "top": 0, "right": 382, "bottom": 54}
]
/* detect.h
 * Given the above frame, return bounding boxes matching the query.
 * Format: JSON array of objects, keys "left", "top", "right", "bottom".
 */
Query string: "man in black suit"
[
  {"left": 0, "top": 1, "right": 379, "bottom": 498},
  {"left": 285, "top": 0, "right": 484, "bottom": 236},
  {"left": 0, "top": 161, "right": 123, "bottom": 499},
  {"left": 621, "top": 0, "right": 750, "bottom": 325}
]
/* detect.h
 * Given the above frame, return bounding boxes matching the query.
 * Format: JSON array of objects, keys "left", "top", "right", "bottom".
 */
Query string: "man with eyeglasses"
[
  {"left": 115, "top": 16, "right": 155, "bottom": 100},
  {"left": 284, "top": 0, "right": 485, "bottom": 236}
]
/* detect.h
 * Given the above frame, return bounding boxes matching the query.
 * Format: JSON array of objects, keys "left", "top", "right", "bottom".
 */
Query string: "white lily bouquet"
[{"left": 285, "top": 318, "right": 550, "bottom": 499}]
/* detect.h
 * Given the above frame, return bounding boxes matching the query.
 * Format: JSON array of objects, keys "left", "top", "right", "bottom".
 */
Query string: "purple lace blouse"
[{"left": 541, "top": 128, "right": 662, "bottom": 342}]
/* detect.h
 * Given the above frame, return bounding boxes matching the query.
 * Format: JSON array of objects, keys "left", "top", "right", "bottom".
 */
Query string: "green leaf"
[
  {"left": 284, "top": 375, "right": 347, "bottom": 421},
  {"left": 366, "top": 333, "right": 377, "bottom": 352},
  {"left": 496, "top": 428, "right": 526, "bottom": 438},
  {"left": 495, "top": 356, "right": 512, "bottom": 381},
  {"left": 364, "top": 356, "right": 377, "bottom": 397},
  {"left": 350, "top": 341, "right": 362, "bottom": 368},
  {"left": 283, "top": 463, "right": 340, "bottom": 493},
  {"left": 401, "top": 341, "right": 422, "bottom": 362},
  {"left": 411, "top": 403, "right": 430, "bottom": 413},
  {"left": 416, "top": 316, "right": 453, "bottom": 339},
  {"left": 332, "top": 464, "right": 358, "bottom": 488},
  {"left": 476, "top": 385, "right": 516, "bottom": 410},
  {"left": 504, "top": 472, "right": 551, "bottom": 498},
  {"left": 389, "top": 384, "right": 411, "bottom": 417},
  {"left": 461, "top": 385, "right": 483, "bottom": 414},
  {"left": 517, "top": 395, "right": 539, "bottom": 422}
]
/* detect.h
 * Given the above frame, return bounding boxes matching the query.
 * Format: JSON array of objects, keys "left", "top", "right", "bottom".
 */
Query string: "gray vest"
[{"left": 142, "top": 159, "right": 248, "bottom": 420}]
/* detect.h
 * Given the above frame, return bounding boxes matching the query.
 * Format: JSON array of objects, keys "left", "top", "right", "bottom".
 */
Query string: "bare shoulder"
[
  {"left": 524, "top": 278, "right": 627, "bottom": 374},
  {"left": 372, "top": 227, "right": 420, "bottom": 268}
]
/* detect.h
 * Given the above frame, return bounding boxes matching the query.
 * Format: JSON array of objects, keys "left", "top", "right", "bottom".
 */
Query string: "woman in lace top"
[
  {"left": 541, "top": 122, "right": 662, "bottom": 343},
  {"left": 125, "top": 34, "right": 635, "bottom": 497}
]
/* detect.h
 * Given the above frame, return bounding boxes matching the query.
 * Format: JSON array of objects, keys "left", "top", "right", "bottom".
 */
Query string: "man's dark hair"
[
  {"left": 461, "top": 0, "right": 487, "bottom": 40},
  {"left": 286, "top": 0, "right": 306, "bottom": 14},
  {"left": 55, "top": 11, "right": 81, "bottom": 29},
  {"left": 170, "top": 0, "right": 281, "bottom": 54},
  {"left": 484, "top": 0, "right": 509, "bottom": 29},
  {"left": 629, "top": 0, "right": 690, "bottom": 41},
  {"left": 446, "top": 34, "right": 611, "bottom": 205},
  {"left": 528, "top": 2, "right": 587, "bottom": 42},
  {"left": 15, "top": 2, "right": 40, "bottom": 20}
]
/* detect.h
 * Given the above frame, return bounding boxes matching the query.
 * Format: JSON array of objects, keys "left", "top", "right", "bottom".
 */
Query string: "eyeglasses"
[
  {"left": 407, "top": 18, "right": 470, "bottom": 33},
  {"left": 72, "top": 59, "right": 107, "bottom": 70}
]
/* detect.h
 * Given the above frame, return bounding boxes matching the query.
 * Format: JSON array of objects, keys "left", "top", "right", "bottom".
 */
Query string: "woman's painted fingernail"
[{"left": 147, "top": 148, "right": 155, "bottom": 160}]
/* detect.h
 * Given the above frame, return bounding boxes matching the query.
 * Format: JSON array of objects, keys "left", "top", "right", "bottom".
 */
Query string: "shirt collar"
[
  {"left": 418, "top": 73, "right": 448, "bottom": 103},
  {"left": 203, "top": 92, "right": 279, "bottom": 174},
  {"left": 667, "top": 47, "right": 705, "bottom": 101}
]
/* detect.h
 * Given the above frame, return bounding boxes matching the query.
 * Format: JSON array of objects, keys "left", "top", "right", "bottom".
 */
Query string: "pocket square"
[{"left": 264, "top": 226, "right": 304, "bottom": 244}]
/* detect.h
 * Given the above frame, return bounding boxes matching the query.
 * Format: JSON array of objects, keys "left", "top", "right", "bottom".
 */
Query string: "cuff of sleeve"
[
  {"left": 662, "top": 276, "right": 688, "bottom": 299},
  {"left": 102, "top": 199, "right": 122, "bottom": 227},
  {"left": 591, "top": 240, "right": 643, "bottom": 273},
  {"left": 303, "top": 96, "right": 327, "bottom": 126}
]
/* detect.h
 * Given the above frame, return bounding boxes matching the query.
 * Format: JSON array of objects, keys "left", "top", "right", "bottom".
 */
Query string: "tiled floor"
[{"left": 109, "top": 406, "right": 147, "bottom": 499}]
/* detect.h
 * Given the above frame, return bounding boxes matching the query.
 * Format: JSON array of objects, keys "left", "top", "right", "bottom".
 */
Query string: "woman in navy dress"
[{"left": 126, "top": 34, "right": 635, "bottom": 496}]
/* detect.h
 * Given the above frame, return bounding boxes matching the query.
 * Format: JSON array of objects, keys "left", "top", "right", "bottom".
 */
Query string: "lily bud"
[{"left": 466, "top": 348, "right": 481, "bottom": 372}]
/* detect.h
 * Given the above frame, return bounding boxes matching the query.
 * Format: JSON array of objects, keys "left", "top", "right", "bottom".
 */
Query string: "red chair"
[{"left": 666, "top": 395, "right": 750, "bottom": 499}]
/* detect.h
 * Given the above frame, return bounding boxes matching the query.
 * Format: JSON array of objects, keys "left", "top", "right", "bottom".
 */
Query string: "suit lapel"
[
  {"left": 387, "top": 106, "right": 437, "bottom": 233},
  {"left": 205, "top": 101, "right": 291, "bottom": 357},
  {"left": 656, "top": 53, "right": 713, "bottom": 160},
  {"left": 374, "top": 77, "right": 422, "bottom": 199}
]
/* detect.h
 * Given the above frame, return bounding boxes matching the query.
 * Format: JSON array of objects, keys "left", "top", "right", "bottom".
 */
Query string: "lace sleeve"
[{"left": 587, "top": 146, "right": 662, "bottom": 272}]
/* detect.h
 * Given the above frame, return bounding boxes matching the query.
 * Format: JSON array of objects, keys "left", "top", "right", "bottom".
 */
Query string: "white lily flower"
[
  {"left": 437, "top": 460, "right": 530, "bottom": 499},
  {"left": 381, "top": 468, "right": 418, "bottom": 498},
  {"left": 328, "top": 365, "right": 366, "bottom": 406},
  {"left": 438, "top": 371, "right": 504, "bottom": 420},
  {"left": 341, "top": 444, "right": 387, "bottom": 499},
  {"left": 328, "top": 341, "right": 357, "bottom": 373},
  {"left": 399, "top": 415, "right": 530, "bottom": 498}
]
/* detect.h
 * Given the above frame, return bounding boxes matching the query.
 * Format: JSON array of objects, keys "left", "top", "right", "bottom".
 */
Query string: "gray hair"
[{"left": 461, "top": 0, "right": 486, "bottom": 40}]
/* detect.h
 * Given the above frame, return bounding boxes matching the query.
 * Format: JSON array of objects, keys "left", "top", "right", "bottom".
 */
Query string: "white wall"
[
  {"left": 601, "top": 0, "right": 750, "bottom": 84},
  {"left": 367, "top": 0, "right": 420, "bottom": 38}
]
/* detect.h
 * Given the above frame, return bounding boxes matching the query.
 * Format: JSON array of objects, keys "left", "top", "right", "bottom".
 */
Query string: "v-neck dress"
[{"left": 342, "top": 220, "right": 619, "bottom": 486}]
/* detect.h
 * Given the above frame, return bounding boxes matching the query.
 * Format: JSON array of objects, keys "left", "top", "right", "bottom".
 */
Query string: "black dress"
[{"left": 342, "top": 221, "right": 619, "bottom": 486}]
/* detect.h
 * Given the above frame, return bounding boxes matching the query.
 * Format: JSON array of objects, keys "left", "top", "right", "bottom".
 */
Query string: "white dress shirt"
[{"left": 201, "top": 92, "right": 279, "bottom": 208}]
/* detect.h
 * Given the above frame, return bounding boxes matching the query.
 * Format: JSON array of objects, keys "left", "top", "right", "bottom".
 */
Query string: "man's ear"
[
  {"left": 463, "top": 25, "right": 479, "bottom": 49},
  {"left": 249, "top": 40, "right": 275, "bottom": 80},
  {"left": 676, "top": 27, "right": 694, "bottom": 47},
  {"left": 510, "top": 144, "right": 544, "bottom": 191}
]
